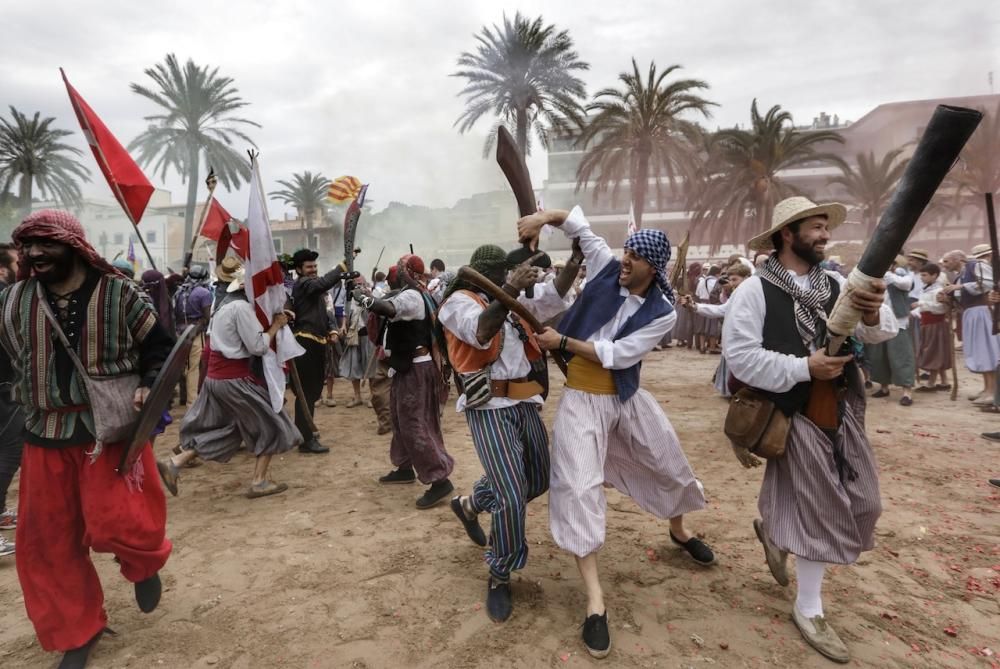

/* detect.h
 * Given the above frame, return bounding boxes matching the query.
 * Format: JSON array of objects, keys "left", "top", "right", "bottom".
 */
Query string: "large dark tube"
[{"left": 857, "top": 105, "right": 982, "bottom": 277}]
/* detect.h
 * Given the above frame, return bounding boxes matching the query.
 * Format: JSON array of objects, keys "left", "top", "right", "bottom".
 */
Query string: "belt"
[
  {"left": 490, "top": 377, "right": 544, "bottom": 400},
  {"left": 295, "top": 332, "right": 328, "bottom": 345}
]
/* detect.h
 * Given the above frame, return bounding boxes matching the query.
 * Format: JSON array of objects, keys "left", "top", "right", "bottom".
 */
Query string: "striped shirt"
[{"left": 0, "top": 274, "right": 160, "bottom": 442}]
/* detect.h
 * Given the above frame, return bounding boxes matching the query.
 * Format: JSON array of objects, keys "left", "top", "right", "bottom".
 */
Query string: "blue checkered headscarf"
[{"left": 624, "top": 228, "right": 675, "bottom": 303}]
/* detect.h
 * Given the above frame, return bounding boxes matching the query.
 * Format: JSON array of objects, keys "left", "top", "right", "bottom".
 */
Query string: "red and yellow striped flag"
[{"left": 328, "top": 175, "right": 363, "bottom": 203}]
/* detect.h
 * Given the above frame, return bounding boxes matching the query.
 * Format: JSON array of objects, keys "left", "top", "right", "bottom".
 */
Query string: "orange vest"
[{"left": 444, "top": 290, "right": 542, "bottom": 373}]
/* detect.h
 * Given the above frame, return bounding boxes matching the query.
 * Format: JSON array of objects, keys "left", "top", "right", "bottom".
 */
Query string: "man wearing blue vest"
[{"left": 519, "top": 207, "right": 712, "bottom": 659}]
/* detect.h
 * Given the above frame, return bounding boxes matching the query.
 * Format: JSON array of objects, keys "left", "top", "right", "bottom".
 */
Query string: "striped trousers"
[{"left": 466, "top": 402, "right": 550, "bottom": 581}]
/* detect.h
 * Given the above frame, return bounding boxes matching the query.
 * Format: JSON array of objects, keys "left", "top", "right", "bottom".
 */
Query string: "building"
[{"left": 541, "top": 93, "right": 1000, "bottom": 262}]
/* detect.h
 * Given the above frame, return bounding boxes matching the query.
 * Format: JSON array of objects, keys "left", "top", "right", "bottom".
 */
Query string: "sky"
[{"left": 1, "top": 0, "right": 997, "bottom": 219}]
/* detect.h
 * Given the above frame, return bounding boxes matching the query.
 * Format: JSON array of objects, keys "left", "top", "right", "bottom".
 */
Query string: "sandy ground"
[{"left": 1, "top": 348, "right": 998, "bottom": 668}]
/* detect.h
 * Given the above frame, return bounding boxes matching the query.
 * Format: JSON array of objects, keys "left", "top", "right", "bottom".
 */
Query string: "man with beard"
[
  {"left": 352, "top": 254, "right": 455, "bottom": 508},
  {"left": 517, "top": 208, "right": 713, "bottom": 659},
  {"left": 723, "top": 197, "right": 897, "bottom": 663},
  {"left": 0, "top": 210, "right": 174, "bottom": 668},
  {"left": 290, "top": 248, "right": 356, "bottom": 453},
  {"left": 439, "top": 243, "right": 581, "bottom": 622}
]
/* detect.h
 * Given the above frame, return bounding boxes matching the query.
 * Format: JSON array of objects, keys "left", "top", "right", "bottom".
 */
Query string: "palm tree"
[
  {"left": 689, "top": 100, "right": 845, "bottom": 251},
  {"left": 128, "top": 54, "right": 259, "bottom": 251},
  {"left": 269, "top": 171, "right": 331, "bottom": 248},
  {"left": 575, "top": 59, "right": 715, "bottom": 229},
  {"left": 827, "top": 148, "right": 909, "bottom": 236},
  {"left": 943, "top": 102, "right": 1000, "bottom": 244},
  {"left": 0, "top": 106, "right": 90, "bottom": 216},
  {"left": 452, "top": 12, "right": 589, "bottom": 157}
]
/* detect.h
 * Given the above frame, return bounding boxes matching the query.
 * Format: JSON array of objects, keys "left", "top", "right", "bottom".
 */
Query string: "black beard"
[
  {"left": 791, "top": 236, "right": 825, "bottom": 267},
  {"left": 31, "top": 247, "right": 76, "bottom": 285}
]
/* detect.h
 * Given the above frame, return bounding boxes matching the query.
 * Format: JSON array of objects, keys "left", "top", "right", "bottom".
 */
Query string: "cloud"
[{"left": 1, "top": 0, "right": 994, "bottom": 220}]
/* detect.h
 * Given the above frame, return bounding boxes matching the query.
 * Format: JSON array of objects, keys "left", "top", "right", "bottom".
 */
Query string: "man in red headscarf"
[
  {"left": 352, "top": 254, "right": 455, "bottom": 508},
  {"left": 0, "top": 210, "right": 174, "bottom": 668}
]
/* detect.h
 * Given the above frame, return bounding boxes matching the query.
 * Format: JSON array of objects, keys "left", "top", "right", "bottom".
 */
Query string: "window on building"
[
  {"left": 146, "top": 230, "right": 157, "bottom": 243},
  {"left": 113, "top": 233, "right": 124, "bottom": 245},
  {"left": 312, "top": 235, "right": 320, "bottom": 250}
]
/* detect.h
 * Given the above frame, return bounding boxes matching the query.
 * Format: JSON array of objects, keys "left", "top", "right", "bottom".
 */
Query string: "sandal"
[
  {"left": 156, "top": 459, "right": 180, "bottom": 497},
  {"left": 871, "top": 389, "right": 890, "bottom": 398},
  {"left": 246, "top": 481, "right": 289, "bottom": 499}
]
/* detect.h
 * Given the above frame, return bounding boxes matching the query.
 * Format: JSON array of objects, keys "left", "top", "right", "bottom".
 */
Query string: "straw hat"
[
  {"left": 216, "top": 256, "right": 242, "bottom": 283},
  {"left": 906, "top": 248, "right": 929, "bottom": 261},
  {"left": 971, "top": 243, "right": 992, "bottom": 259},
  {"left": 226, "top": 267, "right": 247, "bottom": 293},
  {"left": 747, "top": 196, "right": 847, "bottom": 252}
]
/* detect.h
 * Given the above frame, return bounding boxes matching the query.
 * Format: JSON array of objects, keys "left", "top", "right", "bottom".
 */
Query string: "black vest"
[
  {"left": 385, "top": 289, "right": 432, "bottom": 373},
  {"left": 759, "top": 276, "right": 841, "bottom": 416}
]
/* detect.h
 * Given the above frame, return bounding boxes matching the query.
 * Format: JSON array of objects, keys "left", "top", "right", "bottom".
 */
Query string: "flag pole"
[
  {"left": 60, "top": 68, "right": 157, "bottom": 271},
  {"left": 183, "top": 168, "right": 218, "bottom": 271}
]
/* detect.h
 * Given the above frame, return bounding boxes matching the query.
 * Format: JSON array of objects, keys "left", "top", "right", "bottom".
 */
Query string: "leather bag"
[{"left": 724, "top": 387, "right": 790, "bottom": 459}]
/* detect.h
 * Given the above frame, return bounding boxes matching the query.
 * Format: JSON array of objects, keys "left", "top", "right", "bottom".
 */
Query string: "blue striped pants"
[{"left": 466, "top": 402, "right": 550, "bottom": 581}]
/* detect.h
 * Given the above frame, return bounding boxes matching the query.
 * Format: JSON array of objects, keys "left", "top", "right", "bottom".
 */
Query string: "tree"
[
  {"left": 452, "top": 12, "right": 589, "bottom": 157},
  {"left": 269, "top": 171, "right": 331, "bottom": 248},
  {"left": 0, "top": 106, "right": 90, "bottom": 216},
  {"left": 129, "top": 54, "right": 259, "bottom": 252},
  {"left": 575, "top": 59, "right": 714, "bottom": 229},
  {"left": 689, "top": 100, "right": 845, "bottom": 252},
  {"left": 828, "top": 148, "right": 909, "bottom": 236},
  {"left": 943, "top": 102, "right": 1000, "bottom": 244}
]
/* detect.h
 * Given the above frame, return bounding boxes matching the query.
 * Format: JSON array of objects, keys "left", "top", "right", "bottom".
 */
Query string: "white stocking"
[{"left": 795, "top": 557, "right": 827, "bottom": 618}]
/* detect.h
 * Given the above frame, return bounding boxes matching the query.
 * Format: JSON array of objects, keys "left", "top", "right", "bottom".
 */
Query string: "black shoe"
[
  {"left": 135, "top": 573, "right": 161, "bottom": 613},
  {"left": 485, "top": 577, "right": 513, "bottom": 622},
  {"left": 451, "top": 496, "right": 487, "bottom": 546},
  {"left": 899, "top": 396, "right": 913, "bottom": 407},
  {"left": 918, "top": 372, "right": 930, "bottom": 380},
  {"left": 415, "top": 479, "right": 454, "bottom": 509},
  {"left": 582, "top": 611, "right": 611, "bottom": 659},
  {"left": 298, "top": 438, "right": 329, "bottom": 454},
  {"left": 990, "top": 479, "right": 1000, "bottom": 489},
  {"left": 58, "top": 629, "right": 105, "bottom": 669},
  {"left": 669, "top": 531, "right": 716, "bottom": 566},
  {"left": 983, "top": 432, "right": 1000, "bottom": 443},
  {"left": 871, "top": 389, "right": 890, "bottom": 398},
  {"left": 378, "top": 467, "right": 416, "bottom": 484}
]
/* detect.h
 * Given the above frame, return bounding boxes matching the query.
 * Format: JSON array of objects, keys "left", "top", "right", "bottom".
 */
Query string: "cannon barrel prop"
[{"left": 825, "top": 105, "right": 982, "bottom": 354}]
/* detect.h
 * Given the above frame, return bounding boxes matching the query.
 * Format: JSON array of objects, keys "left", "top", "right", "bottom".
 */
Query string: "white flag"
[
  {"left": 245, "top": 156, "right": 305, "bottom": 411},
  {"left": 627, "top": 202, "right": 637, "bottom": 236}
]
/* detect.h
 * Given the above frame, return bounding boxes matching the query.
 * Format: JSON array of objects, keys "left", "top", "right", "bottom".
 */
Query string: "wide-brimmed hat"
[
  {"left": 226, "top": 267, "right": 247, "bottom": 293},
  {"left": 971, "top": 243, "right": 992, "bottom": 259},
  {"left": 292, "top": 248, "right": 319, "bottom": 267},
  {"left": 216, "top": 256, "right": 242, "bottom": 283},
  {"left": 906, "top": 248, "right": 929, "bottom": 261},
  {"left": 747, "top": 196, "right": 847, "bottom": 252}
]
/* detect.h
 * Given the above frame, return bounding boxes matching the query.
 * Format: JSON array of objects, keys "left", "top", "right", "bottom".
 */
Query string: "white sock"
[{"left": 795, "top": 557, "right": 827, "bottom": 618}]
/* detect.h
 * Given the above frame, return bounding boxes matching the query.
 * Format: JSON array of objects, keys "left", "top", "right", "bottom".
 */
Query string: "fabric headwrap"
[
  {"left": 141, "top": 269, "right": 173, "bottom": 331},
  {"left": 442, "top": 244, "right": 510, "bottom": 303},
  {"left": 12, "top": 209, "right": 121, "bottom": 281},
  {"left": 757, "top": 254, "right": 832, "bottom": 349},
  {"left": 624, "top": 229, "right": 675, "bottom": 303}
]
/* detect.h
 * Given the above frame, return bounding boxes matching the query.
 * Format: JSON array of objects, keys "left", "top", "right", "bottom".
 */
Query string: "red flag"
[
  {"left": 61, "top": 69, "right": 154, "bottom": 224},
  {"left": 199, "top": 198, "right": 233, "bottom": 241},
  {"left": 217, "top": 222, "right": 250, "bottom": 261}
]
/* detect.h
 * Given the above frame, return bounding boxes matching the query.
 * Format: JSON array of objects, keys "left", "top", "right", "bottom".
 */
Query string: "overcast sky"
[{"left": 2, "top": 0, "right": 996, "bottom": 219}]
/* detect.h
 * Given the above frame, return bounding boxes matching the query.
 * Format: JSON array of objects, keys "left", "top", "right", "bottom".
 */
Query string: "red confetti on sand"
[{"left": 944, "top": 627, "right": 958, "bottom": 637}]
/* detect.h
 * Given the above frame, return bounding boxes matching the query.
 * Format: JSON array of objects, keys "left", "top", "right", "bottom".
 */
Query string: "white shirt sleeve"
[
  {"left": 883, "top": 271, "right": 914, "bottom": 291},
  {"left": 917, "top": 284, "right": 948, "bottom": 315},
  {"left": 387, "top": 289, "right": 426, "bottom": 322},
  {"left": 695, "top": 302, "right": 728, "bottom": 319},
  {"left": 559, "top": 206, "right": 615, "bottom": 279},
  {"left": 234, "top": 302, "right": 271, "bottom": 357},
  {"left": 437, "top": 292, "right": 490, "bottom": 350},
  {"left": 592, "top": 309, "right": 677, "bottom": 370},
  {"left": 517, "top": 278, "right": 573, "bottom": 323},
  {"left": 828, "top": 272, "right": 899, "bottom": 344},
  {"left": 722, "top": 276, "right": 812, "bottom": 393},
  {"left": 962, "top": 263, "right": 994, "bottom": 294}
]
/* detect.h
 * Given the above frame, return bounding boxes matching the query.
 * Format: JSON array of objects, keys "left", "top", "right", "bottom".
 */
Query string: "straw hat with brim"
[
  {"left": 747, "top": 197, "right": 847, "bottom": 252},
  {"left": 971, "top": 243, "right": 992, "bottom": 259},
  {"left": 906, "top": 249, "right": 929, "bottom": 262},
  {"left": 216, "top": 256, "right": 242, "bottom": 283},
  {"left": 227, "top": 267, "right": 247, "bottom": 293}
]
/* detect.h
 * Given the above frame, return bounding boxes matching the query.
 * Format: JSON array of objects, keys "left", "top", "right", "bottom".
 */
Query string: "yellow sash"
[{"left": 566, "top": 356, "right": 616, "bottom": 395}]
